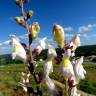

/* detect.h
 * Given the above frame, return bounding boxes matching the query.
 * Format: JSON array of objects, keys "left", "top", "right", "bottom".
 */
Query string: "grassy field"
[{"left": 0, "top": 62, "right": 96, "bottom": 96}]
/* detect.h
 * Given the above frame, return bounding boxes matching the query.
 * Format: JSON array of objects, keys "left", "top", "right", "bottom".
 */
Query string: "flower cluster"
[{"left": 9, "top": 0, "right": 86, "bottom": 96}]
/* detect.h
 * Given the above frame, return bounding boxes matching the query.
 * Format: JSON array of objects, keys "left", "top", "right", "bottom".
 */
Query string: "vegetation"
[
  {"left": 1, "top": 45, "right": 96, "bottom": 65},
  {"left": 76, "top": 45, "right": 96, "bottom": 57},
  {"left": 0, "top": 62, "right": 96, "bottom": 96},
  {"left": 78, "top": 62, "right": 96, "bottom": 95}
]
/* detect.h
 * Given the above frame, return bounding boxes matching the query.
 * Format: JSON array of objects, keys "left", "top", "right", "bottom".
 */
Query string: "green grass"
[
  {"left": 0, "top": 62, "right": 96, "bottom": 96},
  {"left": 78, "top": 62, "right": 96, "bottom": 95}
]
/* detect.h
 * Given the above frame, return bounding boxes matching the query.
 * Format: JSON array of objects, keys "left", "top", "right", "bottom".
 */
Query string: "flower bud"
[
  {"left": 29, "top": 22, "right": 40, "bottom": 41},
  {"left": 15, "top": 0, "right": 22, "bottom": 7},
  {"left": 24, "top": 0, "right": 29, "bottom": 3},
  {"left": 15, "top": 16, "right": 25, "bottom": 26},
  {"left": 53, "top": 24, "right": 65, "bottom": 49},
  {"left": 27, "top": 10, "right": 33, "bottom": 20}
]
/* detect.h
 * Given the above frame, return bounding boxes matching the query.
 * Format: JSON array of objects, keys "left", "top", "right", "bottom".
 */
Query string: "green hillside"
[
  {"left": 76, "top": 45, "right": 96, "bottom": 57},
  {"left": 1, "top": 45, "right": 96, "bottom": 64}
]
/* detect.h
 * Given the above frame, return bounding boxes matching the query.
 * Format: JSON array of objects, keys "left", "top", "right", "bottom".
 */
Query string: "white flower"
[
  {"left": 70, "top": 34, "right": 81, "bottom": 54},
  {"left": 19, "top": 82, "right": 28, "bottom": 92},
  {"left": 43, "top": 44, "right": 57, "bottom": 79},
  {"left": 68, "top": 76, "right": 80, "bottom": 96},
  {"left": 60, "top": 49, "right": 74, "bottom": 79},
  {"left": 43, "top": 60, "right": 53, "bottom": 78},
  {"left": 72, "top": 56, "right": 86, "bottom": 83},
  {"left": 70, "top": 87, "right": 80, "bottom": 96},
  {"left": 45, "top": 76, "right": 58, "bottom": 96},
  {"left": 72, "top": 34, "right": 80, "bottom": 47},
  {"left": 21, "top": 72, "right": 30, "bottom": 83},
  {"left": 19, "top": 72, "right": 31, "bottom": 92},
  {"left": 34, "top": 37, "right": 47, "bottom": 55},
  {"left": 63, "top": 49, "right": 72, "bottom": 59},
  {"left": 10, "top": 35, "right": 27, "bottom": 62}
]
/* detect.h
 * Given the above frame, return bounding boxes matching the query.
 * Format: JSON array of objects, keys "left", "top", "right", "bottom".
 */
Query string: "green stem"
[
  {"left": 19, "top": 0, "right": 41, "bottom": 95},
  {"left": 65, "top": 78, "right": 69, "bottom": 96}
]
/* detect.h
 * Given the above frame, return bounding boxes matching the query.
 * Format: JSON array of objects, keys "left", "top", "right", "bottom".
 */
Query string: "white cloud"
[
  {"left": 64, "top": 26, "right": 73, "bottom": 32},
  {"left": 32, "top": 37, "right": 56, "bottom": 48},
  {"left": 78, "top": 24, "right": 96, "bottom": 33},
  {"left": 90, "top": 16, "right": 96, "bottom": 20},
  {"left": 0, "top": 40, "right": 11, "bottom": 46},
  {"left": 65, "top": 34, "right": 74, "bottom": 37},
  {"left": 18, "top": 34, "right": 28, "bottom": 39},
  {"left": 0, "top": 46, "right": 8, "bottom": 50}
]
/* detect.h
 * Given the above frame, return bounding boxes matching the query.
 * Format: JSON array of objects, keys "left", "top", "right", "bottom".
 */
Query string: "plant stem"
[
  {"left": 65, "top": 78, "right": 69, "bottom": 96},
  {"left": 19, "top": 0, "right": 41, "bottom": 95}
]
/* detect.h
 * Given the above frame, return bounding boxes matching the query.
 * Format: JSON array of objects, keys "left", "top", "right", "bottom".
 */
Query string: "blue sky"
[{"left": 0, "top": 0, "right": 96, "bottom": 55}]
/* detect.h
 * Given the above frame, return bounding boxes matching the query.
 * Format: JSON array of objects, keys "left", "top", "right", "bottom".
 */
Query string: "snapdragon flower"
[
  {"left": 70, "top": 34, "right": 81, "bottom": 56},
  {"left": 72, "top": 56, "right": 86, "bottom": 83},
  {"left": 60, "top": 48, "right": 74, "bottom": 79},
  {"left": 33, "top": 37, "right": 47, "bottom": 55},
  {"left": 45, "top": 76, "right": 59, "bottom": 96},
  {"left": 43, "top": 44, "right": 57, "bottom": 79},
  {"left": 68, "top": 76, "right": 80, "bottom": 96},
  {"left": 10, "top": 35, "right": 27, "bottom": 62}
]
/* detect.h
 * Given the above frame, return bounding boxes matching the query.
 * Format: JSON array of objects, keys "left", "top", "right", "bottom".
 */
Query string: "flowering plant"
[{"left": 10, "top": 0, "right": 86, "bottom": 96}]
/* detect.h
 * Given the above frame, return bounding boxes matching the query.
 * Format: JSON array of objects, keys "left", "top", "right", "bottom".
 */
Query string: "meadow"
[{"left": 0, "top": 61, "right": 96, "bottom": 96}]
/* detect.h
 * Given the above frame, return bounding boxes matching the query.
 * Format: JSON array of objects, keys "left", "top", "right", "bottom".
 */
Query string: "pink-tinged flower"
[
  {"left": 10, "top": 35, "right": 27, "bottom": 62},
  {"left": 55, "top": 56, "right": 62, "bottom": 64},
  {"left": 29, "top": 22, "right": 40, "bottom": 41},
  {"left": 43, "top": 44, "right": 57, "bottom": 79},
  {"left": 53, "top": 24, "right": 65, "bottom": 49},
  {"left": 68, "top": 76, "right": 80, "bottom": 96},
  {"left": 59, "top": 49, "right": 74, "bottom": 79},
  {"left": 72, "top": 34, "right": 80, "bottom": 47},
  {"left": 45, "top": 76, "right": 59, "bottom": 96},
  {"left": 70, "top": 34, "right": 81, "bottom": 55},
  {"left": 72, "top": 56, "right": 86, "bottom": 83},
  {"left": 33, "top": 37, "right": 47, "bottom": 55}
]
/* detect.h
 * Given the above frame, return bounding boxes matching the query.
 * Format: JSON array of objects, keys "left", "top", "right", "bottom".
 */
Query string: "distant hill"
[
  {"left": 75, "top": 45, "right": 96, "bottom": 57},
  {"left": 0, "top": 54, "right": 23, "bottom": 65},
  {"left": 1, "top": 45, "right": 96, "bottom": 64}
]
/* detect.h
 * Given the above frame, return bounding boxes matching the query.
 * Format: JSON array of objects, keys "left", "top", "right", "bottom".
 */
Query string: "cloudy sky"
[{"left": 0, "top": 0, "right": 96, "bottom": 55}]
